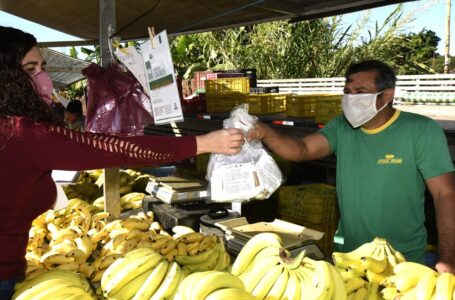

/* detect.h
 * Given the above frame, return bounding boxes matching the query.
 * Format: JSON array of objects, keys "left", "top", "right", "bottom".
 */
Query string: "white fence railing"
[{"left": 257, "top": 74, "right": 455, "bottom": 103}]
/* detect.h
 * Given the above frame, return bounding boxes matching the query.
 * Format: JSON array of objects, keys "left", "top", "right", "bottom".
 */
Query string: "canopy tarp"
[{"left": 0, "top": 0, "right": 414, "bottom": 41}]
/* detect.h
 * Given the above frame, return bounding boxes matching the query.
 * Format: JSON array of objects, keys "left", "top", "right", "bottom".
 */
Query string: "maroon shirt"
[{"left": 0, "top": 116, "right": 196, "bottom": 279}]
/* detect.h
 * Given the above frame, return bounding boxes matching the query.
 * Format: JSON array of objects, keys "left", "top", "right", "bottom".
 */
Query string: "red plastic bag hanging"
[{"left": 82, "top": 63, "right": 154, "bottom": 136}]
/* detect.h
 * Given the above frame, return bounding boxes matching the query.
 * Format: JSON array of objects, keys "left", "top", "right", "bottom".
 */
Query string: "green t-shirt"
[{"left": 320, "top": 110, "right": 454, "bottom": 263}]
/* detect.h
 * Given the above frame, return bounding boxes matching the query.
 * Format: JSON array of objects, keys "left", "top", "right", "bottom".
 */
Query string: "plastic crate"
[
  {"left": 281, "top": 215, "right": 337, "bottom": 256},
  {"left": 205, "top": 78, "right": 250, "bottom": 95},
  {"left": 205, "top": 94, "right": 246, "bottom": 112},
  {"left": 192, "top": 71, "right": 213, "bottom": 93},
  {"left": 286, "top": 94, "right": 318, "bottom": 118},
  {"left": 246, "top": 93, "right": 286, "bottom": 115},
  {"left": 278, "top": 183, "right": 338, "bottom": 224},
  {"left": 315, "top": 94, "right": 343, "bottom": 124},
  {"left": 206, "top": 73, "right": 243, "bottom": 80}
]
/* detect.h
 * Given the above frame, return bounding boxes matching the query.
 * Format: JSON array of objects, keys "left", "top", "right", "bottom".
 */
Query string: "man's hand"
[
  {"left": 435, "top": 261, "right": 455, "bottom": 274},
  {"left": 246, "top": 122, "right": 268, "bottom": 142}
]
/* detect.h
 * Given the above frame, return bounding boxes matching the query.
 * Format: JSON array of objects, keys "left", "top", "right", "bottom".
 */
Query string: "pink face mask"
[{"left": 32, "top": 71, "right": 53, "bottom": 105}]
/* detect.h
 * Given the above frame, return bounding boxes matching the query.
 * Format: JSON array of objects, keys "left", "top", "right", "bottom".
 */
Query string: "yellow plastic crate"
[
  {"left": 206, "top": 94, "right": 246, "bottom": 113},
  {"left": 278, "top": 183, "right": 338, "bottom": 224},
  {"left": 246, "top": 94, "right": 287, "bottom": 115},
  {"left": 315, "top": 94, "right": 343, "bottom": 124},
  {"left": 286, "top": 94, "right": 317, "bottom": 118},
  {"left": 205, "top": 77, "right": 250, "bottom": 95}
]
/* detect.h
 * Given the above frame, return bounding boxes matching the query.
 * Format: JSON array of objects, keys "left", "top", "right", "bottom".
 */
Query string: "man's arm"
[
  {"left": 425, "top": 172, "right": 455, "bottom": 274},
  {"left": 248, "top": 122, "right": 332, "bottom": 162}
]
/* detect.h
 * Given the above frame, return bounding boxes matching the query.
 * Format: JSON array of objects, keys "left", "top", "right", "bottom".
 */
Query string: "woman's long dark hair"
[{"left": 0, "top": 26, "right": 62, "bottom": 124}]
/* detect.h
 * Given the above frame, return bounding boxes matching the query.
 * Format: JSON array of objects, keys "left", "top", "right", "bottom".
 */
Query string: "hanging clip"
[
  {"left": 148, "top": 26, "right": 156, "bottom": 49},
  {"left": 111, "top": 37, "right": 129, "bottom": 55}
]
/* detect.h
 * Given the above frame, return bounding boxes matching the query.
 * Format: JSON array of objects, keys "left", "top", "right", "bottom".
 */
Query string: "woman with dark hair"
[{"left": 0, "top": 26, "right": 244, "bottom": 299}]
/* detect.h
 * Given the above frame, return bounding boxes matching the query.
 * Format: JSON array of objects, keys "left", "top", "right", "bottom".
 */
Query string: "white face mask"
[{"left": 342, "top": 91, "right": 387, "bottom": 128}]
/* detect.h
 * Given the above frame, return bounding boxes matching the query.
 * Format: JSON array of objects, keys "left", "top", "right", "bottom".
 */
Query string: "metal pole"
[
  {"left": 99, "top": 0, "right": 121, "bottom": 219},
  {"left": 444, "top": 0, "right": 451, "bottom": 74}
]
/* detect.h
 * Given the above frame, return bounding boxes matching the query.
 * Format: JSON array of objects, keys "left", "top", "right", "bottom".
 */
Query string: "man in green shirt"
[{"left": 248, "top": 60, "right": 455, "bottom": 274}]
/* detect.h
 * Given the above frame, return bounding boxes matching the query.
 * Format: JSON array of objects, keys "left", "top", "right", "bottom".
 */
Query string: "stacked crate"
[
  {"left": 278, "top": 184, "right": 338, "bottom": 255},
  {"left": 286, "top": 94, "right": 342, "bottom": 124},
  {"left": 246, "top": 93, "right": 287, "bottom": 115},
  {"left": 315, "top": 94, "right": 343, "bottom": 124},
  {"left": 205, "top": 77, "right": 250, "bottom": 112}
]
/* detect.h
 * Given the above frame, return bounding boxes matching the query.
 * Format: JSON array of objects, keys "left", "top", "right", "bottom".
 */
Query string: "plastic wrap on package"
[
  {"left": 207, "top": 104, "right": 283, "bottom": 202},
  {"left": 82, "top": 63, "right": 154, "bottom": 136}
]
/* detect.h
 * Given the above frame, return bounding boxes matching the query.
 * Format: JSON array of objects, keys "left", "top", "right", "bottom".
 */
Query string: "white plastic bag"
[{"left": 207, "top": 104, "right": 283, "bottom": 202}]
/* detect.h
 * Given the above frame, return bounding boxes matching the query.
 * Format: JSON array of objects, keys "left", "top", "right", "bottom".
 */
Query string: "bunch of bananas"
[
  {"left": 174, "top": 233, "right": 231, "bottom": 275},
  {"left": 62, "top": 182, "right": 102, "bottom": 202},
  {"left": 381, "top": 262, "right": 455, "bottom": 300},
  {"left": 231, "top": 232, "right": 347, "bottom": 300},
  {"left": 342, "top": 277, "right": 380, "bottom": 299},
  {"left": 174, "top": 270, "right": 254, "bottom": 300},
  {"left": 91, "top": 192, "right": 146, "bottom": 212},
  {"left": 101, "top": 247, "right": 185, "bottom": 299},
  {"left": 333, "top": 237, "right": 406, "bottom": 285},
  {"left": 12, "top": 269, "right": 94, "bottom": 300}
]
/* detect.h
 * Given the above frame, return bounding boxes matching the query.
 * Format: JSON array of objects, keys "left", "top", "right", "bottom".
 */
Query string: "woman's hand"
[{"left": 196, "top": 128, "right": 244, "bottom": 155}]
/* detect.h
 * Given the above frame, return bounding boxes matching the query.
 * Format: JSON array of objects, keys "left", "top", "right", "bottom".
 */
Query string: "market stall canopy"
[
  {"left": 0, "top": 0, "right": 415, "bottom": 41},
  {"left": 40, "top": 48, "right": 90, "bottom": 88}
]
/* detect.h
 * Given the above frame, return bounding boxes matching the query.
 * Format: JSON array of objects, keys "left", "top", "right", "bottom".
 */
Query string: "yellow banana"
[
  {"left": 175, "top": 242, "right": 220, "bottom": 265},
  {"left": 231, "top": 233, "right": 282, "bottom": 276},
  {"left": 366, "top": 282, "right": 380, "bottom": 300},
  {"left": 55, "top": 261, "right": 80, "bottom": 272},
  {"left": 75, "top": 236, "right": 92, "bottom": 259},
  {"left": 66, "top": 248, "right": 86, "bottom": 264},
  {"left": 395, "top": 271, "right": 422, "bottom": 293},
  {"left": 108, "top": 268, "right": 153, "bottom": 300},
  {"left": 78, "top": 262, "right": 95, "bottom": 279},
  {"left": 177, "top": 232, "right": 205, "bottom": 244},
  {"left": 40, "top": 252, "right": 74, "bottom": 266},
  {"left": 251, "top": 263, "right": 284, "bottom": 300},
  {"left": 304, "top": 258, "right": 335, "bottom": 300},
  {"left": 361, "top": 255, "right": 387, "bottom": 274},
  {"left": 329, "top": 264, "right": 348, "bottom": 300},
  {"left": 181, "top": 244, "right": 222, "bottom": 274},
  {"left": 98, "top": 253, "right": 122, "bottom": 270},
  {"left": 150, "top": 262, "right": 182, "bottom": 300},
  {"left": 435, "top": 272, "right": 454, "bottom": 300},
  {"left": 132, "top": 259, "right": 169, "bottom": 300},
  {"left": 160, "top": 239, "right": 177, "bottom": 255},
  {"left": 345, "top": 277, "right": 366, "bottom": 295},
  {"left": 205, "top": 287, "right": 256, "bottom": 300},
  {"left": 165, "top": 249, "right": 179, "bottom": 262},
  {"left": 415, "top": 271, "right": 438, "bottom": 300},
  {"left": 265, "top": 267, "right": 289, "bottom": 300},
  {"left": 281, "top": 270, "right": 301, "bottom": 300},
  {"left": 190, "top": 271, "right": 246, "bottom": 300},
  {"left": 394, "top": 262, "right": 436, "bottom": 276},
  {"left": 352, "top": 287, "right": 367, "bottom": 300},
  {"left": 14, "top": 280, "right": 86, "bottom": 300},
  {"left": 177, "top": 242, "right": 188, "bottom": 256}
]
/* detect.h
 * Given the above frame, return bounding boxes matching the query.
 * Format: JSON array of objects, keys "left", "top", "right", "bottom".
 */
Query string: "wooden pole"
[{"left": 99, "top": 0, "right": 121, "bottom": 219}]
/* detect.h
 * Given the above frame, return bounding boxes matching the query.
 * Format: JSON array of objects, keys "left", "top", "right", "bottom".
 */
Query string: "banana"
[
  {"left": 165, "top": 248, "right": 179, "bottom": 262},
  {"left": 40, "top": 252, "right": 74, "bottom": 266},
  {"left": 381, "top": 287, "right": 399, "bottom": 300},
  {"left": 100, "top": 247, "right": 154, "bottom": 290},
  {"left": 205, "top": 287, "right": 255, "bottom": 300},
  {"left": 120, "top": 218, "right": 149, "bottom": 231},
  {"left": 190, "top": 271, "right": 246, "bottom": 300},
  {"left": 75, "top": 236, "right": 92, "bottom": 259},
  {"left": 108, "top": 268, "right": 153, "bottom": 300},
  {"left": 214, "top": 250, "right": 231, "bottom": 272},
  {"left": 332, "top": 253, "right": 366, "bottom": 277},
  {"left": 24, "top": 268, "right": 48, "bottom": 280},
  {"left": 103, "top": 252, "right": 160, "bottom": 296},
  {"left": 160, "top": 239, "right": 177, "bottom": 255},
  {"left": 92, "top": 212, "right": 110, "bottom": 222},
  {"left": 186, "top": 242, "right": 201, "bottom": 255},
  {"left": 55, "top": 261, "right": 80, "bottom": 272},
  {"left": 282, "top": 249, "right": 306, "bottom": 270},
  {"left": 329, "top": 264, "right": 348, "bottom": 300},
  {"left": 366, "top": 282, "right": 379, "bottom": 300},
  {"left": 177, "top": 271, "right": 208, "bottom": 300},
  {"left": 383, "top": 243, "right": 398, "bottom": 267},
  {"left": 435, "top": 272, "right": 454, "bottom": 300},
  {"left": 231, "top": 233, "right": 282, "bottom": 276},
  {"left": 237, "top": 247, "right": 281, "bottom": 292},
  {"left": 98, "top": 253, "right": 122, "bottom": 270},
  {"left": 13, "top": 270, "right": 91, "bottom": 299},
  {"left": 251, "top": 263, "right": 284, "bottom": 300},
  {"left": 361, "top": 255, "right": 387, "bottom": 274},
  {"left": 132, "top": 259, "right": 169, "bottom": 300},
  {"left": 395, "top": 271, "right": 422, "bottom": 293},
  {"left": 345, "top": 242, "right": 377, "bottom": 257},
  {"left": 78, "top": 262, "right": 96, "bottom": 279},
  {"left": 265, "top": 267, "right": 289, "bottom": 300},
  {"left": 394, "top": 262, "right": 436, "bottom": 276},
  {"left": 150, "top": 262, "right": 182, "bottom": 300},
  {"left": 304, "top": 258, "right": 335, "bottom": 300},
  {"left": 295, "top": 267, "right": 317, "bottom": 299},
  {"left": 198, "top": 235, "right": 215, "bottom": 252},
  {"left": 175, "top": 242, "right": 220, "bottom": 265},
  {"left": 352, "top": 287, "right": 367, "bottom": 300},
  {"left": 415, "top": 271, "right": 438, "bottom": 300},
  {"left": 345, "top": 277, "right": 366, "bottom": 295},
  {"left": 152, "top": 237, "right": 171, "bottom": 250},
  {"left": 66, "top": 248, "right": 86, "bottom": 264},
  {"left": 14, "top": 280, "right": 87, "bottom": 300},
  {"left": 125, "top": 229, "right": 143, "bottom": 241},
  {"left": 177, "top": 242, "right": 188, "bottom": 256},
  {"left": 53, "top": 291, "right": 93, "bottom": 300},
  {"left": 182, "top": 244, "right": 221, "bottom": 274},
  {"left": 91, "top": 268, "right": 106, "bottom": 282},
  {"left": 177, "top": 232, "right": 205, "bottom": 244},
  {"left": 172, "top": 225, "right": 195, "bottom": 236},
  {"left": 281, "top": 270, "right": 301, "bottom": 300}
]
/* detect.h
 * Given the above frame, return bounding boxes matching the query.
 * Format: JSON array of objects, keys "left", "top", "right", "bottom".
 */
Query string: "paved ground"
[{"left": 396, "top": 104, "right": 455, "bottom": 130}]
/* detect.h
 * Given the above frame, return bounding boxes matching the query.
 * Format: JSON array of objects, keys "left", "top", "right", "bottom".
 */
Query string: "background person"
[
  {"left": 64, "top": 100, "right": 85, "bottom": 132},
  {"left": 248, "top": 60, "right": 455, "bottom": 274}
]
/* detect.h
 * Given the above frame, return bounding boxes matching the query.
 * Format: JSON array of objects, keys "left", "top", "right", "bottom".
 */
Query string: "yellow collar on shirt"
[{"left": 361, "top": 109, "right": 401, "bottom": 135}]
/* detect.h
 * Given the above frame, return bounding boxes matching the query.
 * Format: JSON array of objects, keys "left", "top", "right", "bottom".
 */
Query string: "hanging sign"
[{"left": 140, "top": 30, "right": 184, "bottom": 124}]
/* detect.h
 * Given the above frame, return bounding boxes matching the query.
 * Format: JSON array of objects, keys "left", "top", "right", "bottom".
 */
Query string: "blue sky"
[{"left": 0, "top": 0, "right": 452, "bottom": 56}]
